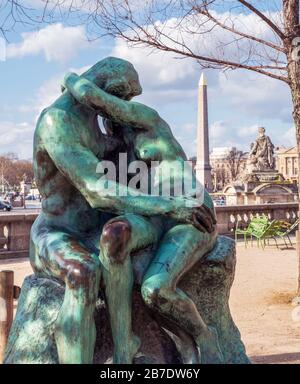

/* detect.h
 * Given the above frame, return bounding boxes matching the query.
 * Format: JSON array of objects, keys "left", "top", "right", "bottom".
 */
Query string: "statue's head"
[
  {"left": 258, "top": 127, "right": 266, "bottom": 137},
  {"left": 82, "top": 57, "right": 142, "bottom": 100}
]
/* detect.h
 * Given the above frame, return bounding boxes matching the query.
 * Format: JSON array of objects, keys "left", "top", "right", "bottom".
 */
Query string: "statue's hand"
[
  {"left": 62, "top": 72, "right": 92, "bottom": 104},
  {"left": 168, "top": 201, "right": 216, "bottom": 233},
  {"left": 192, "top": 205, "right": 217, "bottom": 233},
  {"left": 62, "top": 72, "right": 80, "bottom": 91}
]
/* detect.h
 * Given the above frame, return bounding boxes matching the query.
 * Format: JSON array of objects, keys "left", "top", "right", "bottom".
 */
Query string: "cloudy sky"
[{"left": 0, "top": 2, "right": 295, "bottom": 159}]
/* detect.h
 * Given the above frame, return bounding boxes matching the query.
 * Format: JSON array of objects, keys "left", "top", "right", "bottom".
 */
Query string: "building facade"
[
  {"left": 275, "top": 146, "right": 298, "bottom": 183},
  {"left": 210, "top": 147, "right": 248, "bottom": 191}
]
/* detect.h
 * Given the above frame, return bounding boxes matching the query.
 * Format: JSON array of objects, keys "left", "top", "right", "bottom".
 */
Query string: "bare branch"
[
  {"left": 0, "top": 0, "right": 292, "bottom": 85},
  {"left": 194, "top": 6, "right": 286, "bottom": 53},
  {"left": 122, "top": 30, "right": 289, "bottom": 82},
  {"left": 238, "top": 0, "right": 285, "bottom": 39}
]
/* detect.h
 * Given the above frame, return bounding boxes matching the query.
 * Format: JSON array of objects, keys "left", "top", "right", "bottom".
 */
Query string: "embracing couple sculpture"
[{"left": 29, "top": 57, "right": 222, "bottom": 364}]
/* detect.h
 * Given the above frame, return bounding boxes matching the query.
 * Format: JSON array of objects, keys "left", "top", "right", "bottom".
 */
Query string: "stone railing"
[
  {"left": 0, "top": 202, "right": 299, "bottom": 260},
  {"left": 0, "top": 212, "right": 37, "bottom": 260},
  {"left": 216, "top": 202, "right": 299, "bottom": 236}
]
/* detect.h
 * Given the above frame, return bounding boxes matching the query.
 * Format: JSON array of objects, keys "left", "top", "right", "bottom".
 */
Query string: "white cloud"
[
  {"left": 6, "top": 64, "right": 92, "bottom": 160},
  {"left": 0, "top": 121, "right": 34, "bottom": 159},
  {"left": 36, "top": 74, "right": 63, "bottom": 113},
  {"left": 209, "top": 121, "right": 274, "bottom": 153},
  {"left": 173, "top": 123, "right": 197, "bottom": 156},
  {"left": 218, "top": 71, "right": 292, "bottom": 122},
  {"left": 209, "top": 120, "right": 241, "bottom": 150},
  {"left": 20, "top": 64, "right": 92, "bottom": 116},
  {"left": 237, "top": 124, "right": 260, "bottom": 139},
  {"left": 282, "top": 126, "right": 296, "bottom": 147},
  {"left": 7, "top": 23, "right": 91, "bottom": 63},
  {"left": 210, "top": 120, "right": 228, "bottom": 141},
  {"left": 113, "top": 41, "right": 196, "bottom": 86}
]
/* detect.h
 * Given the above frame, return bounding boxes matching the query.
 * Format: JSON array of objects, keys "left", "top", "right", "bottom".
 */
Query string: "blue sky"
[{"left": 0, "top": 3, "right": 295, "bottom": 159}]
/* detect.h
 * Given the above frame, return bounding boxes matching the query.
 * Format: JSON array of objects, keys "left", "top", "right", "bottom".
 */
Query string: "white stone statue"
[{"left": 247, "top": 127, "right": 275, "bottom": 172}]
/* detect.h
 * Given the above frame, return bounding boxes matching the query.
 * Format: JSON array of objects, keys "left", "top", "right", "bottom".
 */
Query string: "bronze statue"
[
  {"left": 28, "top": 57, "right": 221, "bottom": 364},
  {"left": 4, "top": 57, "right": 249, "bottom": 365}
]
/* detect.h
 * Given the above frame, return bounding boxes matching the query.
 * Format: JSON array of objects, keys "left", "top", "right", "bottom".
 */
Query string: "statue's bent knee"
[
  {"left": 64, "top": 260, "right": 99, "bottom": 290},
  {"left": 100, "top": 220, "right": 131, "bottom": 264},
  {"left": 142, "top": 278, "right": 168, "bottom": 309}
]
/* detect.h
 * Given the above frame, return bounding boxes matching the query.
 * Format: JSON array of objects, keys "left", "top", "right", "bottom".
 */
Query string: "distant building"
[
  {"left": 210, "top": 147, "right": 248, "bottom": 190},
  {"left": 275, "top": 146, "right": 298, "bottom": 183},
  {"left": 210, "top": 147, "right": 235, "bottom": 164}
]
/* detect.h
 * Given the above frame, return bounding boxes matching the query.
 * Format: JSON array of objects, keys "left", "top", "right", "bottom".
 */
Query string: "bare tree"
[
  {"left": 227, "top": 148, "right": 245, "bottom": 182},
  {"left": 211, "top": 148, "right": 245, "bottom": 189},
  {"left": 0, "top": 154, "right": 33, "bottom": 189},
  {"left": 212, "top": 166, "right": 227, "bottom": 190}
]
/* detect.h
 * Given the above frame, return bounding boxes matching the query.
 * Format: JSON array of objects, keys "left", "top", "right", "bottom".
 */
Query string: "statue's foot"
[
  {"left": 113, "top": 334, "right": 141, "bottom": 364},
  {"left": 197, "top": 326, "right": 224, "bottom": 364},
  {"left": 182, "top": 346, "right": 201, "bottom": 364},
  {"left": 133, "top": 352, "right": 157, "bottom": 364},
  {"left": 177, "top": 340, "right": 201, "bottom": 364}
]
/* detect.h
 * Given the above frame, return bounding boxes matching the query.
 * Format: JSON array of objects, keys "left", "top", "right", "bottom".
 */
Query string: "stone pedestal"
[
  {"left": 4, "top": 236, "right": 249, "bottom": 364},
  {"left": 223, "top": 170, "right": 297, "bottom": 205}
]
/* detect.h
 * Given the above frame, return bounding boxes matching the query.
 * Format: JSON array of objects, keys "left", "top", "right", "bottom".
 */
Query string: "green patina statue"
[{"left": 27, "top": 57, "right": 221, "bottom": 364}]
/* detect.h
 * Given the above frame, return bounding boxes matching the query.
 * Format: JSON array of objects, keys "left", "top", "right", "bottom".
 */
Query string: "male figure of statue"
[
  {"left": 30, "top": 57, "right": 211, "bottom": 364},
  {"left": 62, "top": 67, "right": 222, "bottom": 364}
]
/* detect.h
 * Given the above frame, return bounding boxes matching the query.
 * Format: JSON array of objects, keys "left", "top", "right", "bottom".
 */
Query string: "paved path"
[
  {"left": 1, "top": 240, "right": 300, "bottom": 364},
  {"left": 230, "top": 240, "right": 300, "bottom": 364}
]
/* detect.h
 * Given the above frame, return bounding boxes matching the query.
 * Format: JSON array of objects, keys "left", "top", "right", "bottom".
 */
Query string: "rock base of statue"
[{"left": 4, "top": 235, "right": 250, "bottom": 364}]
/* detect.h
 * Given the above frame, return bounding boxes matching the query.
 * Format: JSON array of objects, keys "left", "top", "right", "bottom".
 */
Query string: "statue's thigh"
[
  {"left": 104, "top": 213, "right": 162, "bottom": 251},
  {"left": 31, "top": 227, "right": 100, "bottom": 283},
  {"left": 143, "top": 224, "right": 216, "bottom": 285}
]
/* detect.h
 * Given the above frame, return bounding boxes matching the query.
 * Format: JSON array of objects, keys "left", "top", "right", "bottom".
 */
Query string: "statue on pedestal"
[
  {"left": 4, "top": 57, "right": 249, "bottom": 365},
  {"left": 247, "top": 127, "right": 275, "bottom": 172}
]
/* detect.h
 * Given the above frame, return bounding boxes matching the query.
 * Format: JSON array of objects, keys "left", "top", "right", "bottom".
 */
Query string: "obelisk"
[{"left": 196, "top": 73, "right": 212, "bottom": 191}]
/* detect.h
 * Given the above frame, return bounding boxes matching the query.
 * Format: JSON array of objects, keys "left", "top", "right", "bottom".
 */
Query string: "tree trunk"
[
  {"left": 283, "top": 0, "right": 300, "bottom": 293},
  {"left": 295, "top": 107, "right": 300, "bottom": 296}
]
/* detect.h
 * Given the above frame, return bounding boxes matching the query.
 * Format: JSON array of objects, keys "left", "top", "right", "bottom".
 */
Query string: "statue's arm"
[
  {"left": 41, "top": 109, "right": 184, "bottom": 217},
  {"left": 249, "top": 141, "right": 257, "bottom": 155},
  {"left": 267, "top": 136, "right": 274, "bottom": 149},
  {"left": 63, "top": 73, "right": 163, "bottom": 131}
]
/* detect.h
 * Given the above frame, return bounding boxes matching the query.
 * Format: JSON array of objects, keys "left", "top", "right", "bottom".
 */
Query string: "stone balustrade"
[
  {"left": 0, "top": 202, "right": 299, "bottom": 260},
  {"left": 0, "top": 213, "right": 37, "bottom": 260},
  {"left": 216, "top": 202, "right": 299, "bottom": 236}
]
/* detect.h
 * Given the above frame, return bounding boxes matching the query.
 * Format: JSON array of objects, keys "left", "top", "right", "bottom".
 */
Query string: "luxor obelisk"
[{"left": 196, "top": 73, "right": 212, "bottom": 191}]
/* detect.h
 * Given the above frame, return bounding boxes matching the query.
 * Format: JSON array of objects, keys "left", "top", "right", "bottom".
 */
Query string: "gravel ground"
[{"left": 230, "top": 239, "right": 300, "bottom": 364}]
